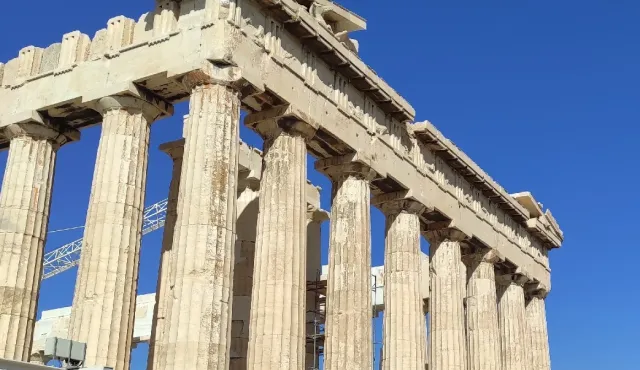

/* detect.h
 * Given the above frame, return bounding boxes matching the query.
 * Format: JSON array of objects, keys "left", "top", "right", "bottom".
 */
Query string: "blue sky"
[{"left": 1, "top": 0, "right": 638, "bottom": 369}]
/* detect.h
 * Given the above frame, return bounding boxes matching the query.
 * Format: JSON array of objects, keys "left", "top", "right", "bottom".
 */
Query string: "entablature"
[
  {"left": 411, "top": 121, "right": 530, "bottom": 223},
  {"left": 512, "top": 191, "right": 564, "bottom": 248},
  {"left": 0, "top": 0, "right": 559, "bottom": 288},
  {"left": 250, "top": 0, "right": 414, "bottom": 121}
]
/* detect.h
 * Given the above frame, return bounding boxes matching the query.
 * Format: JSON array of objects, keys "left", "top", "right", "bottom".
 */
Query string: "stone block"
[
  {"left": 88, "top": 28, "right": 107, "bottom": 60},
  {"left": 106, "top": 16, "right": 135, "bottom": 52},
  {"left": 39, "top": 43, "right": 61, "bottom": 75},
  {"left": 17, "top": 46, "right": 43, "bottom": 79},
  {"left": 58, "top": 31, "right": 91, "bottom": 69}
]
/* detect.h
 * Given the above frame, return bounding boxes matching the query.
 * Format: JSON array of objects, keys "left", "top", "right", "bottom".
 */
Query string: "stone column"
[
  {"left": 373, "top": 193, "right": 428, "bottom": 370},
  {"left": 70, "top": 94, "right": 170, "bottom": 370},
  {"left": 147, "top": 138, "right": 184, "bottom": 370},
  {"left": 230, "top": 174, "right": 260, "bottom": 370},
  {"left": 526, "top": 289, "right": 551, "bottom": 370},
  {"left": 423, "top": 228, "right": 468, "bottom": 370},
  {"left": 161, "top": 64, "right": 241, "bottom": 370},
  {"left": 244, "top": 109, "right": 316, "bottom": 370},
  {"left": 0, "top": 122, "right": 75, "bottom": 361},
  {"left": 463, "top": 249, "right": 503, "bottom": 370},
  {"left": 315, "top": 155, "right": 376, "bottom": 370},
  {"left": 496, "top": 273, "right": 529, "bottom": 370},
  {"left": 305, "top": 206, "right": 329, "bottom": 370}
]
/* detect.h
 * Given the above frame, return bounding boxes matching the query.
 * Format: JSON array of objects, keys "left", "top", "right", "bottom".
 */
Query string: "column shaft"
[
  {"left": 496, "top": 276, "right": 528, "bottom": 370},
  {"left": 526, "top": 295, "right": 551, "bottom": 370},
  {"left": 230, "top": 182, "right": 259, "bottom": 370},
  {"left": 70, "top": 105, "right": 153, "bottom": 369},
  {"left": 427, "top": 230, "right": 467, "bottom": 370},
  {"left": 162, "top": 83, "right": 240, "bottom": 370},
  {"left": 148, "top": 140, "right": 184, "bottom": 370},
  {"left": 0, "top": 136, "right": 56, "bottom": 361},
  {"left": 465, "top": 251, "right": 502, "bottom": 370},
  {"left": 246, "top": 127, "right": 308, "bottom": 370},
  {"left": 381, "top": 208, "right": 427, "bottom": 370},
  {"left": 322, "top": 165, "right": 373, "bottom": 370}
]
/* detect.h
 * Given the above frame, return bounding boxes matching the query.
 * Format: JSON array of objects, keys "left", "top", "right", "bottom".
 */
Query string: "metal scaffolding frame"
[
  {"left": 42, "top": 199, "right": 169, "bottom": 280},
  {"left": 305, "top": 269, "right": 382, "bottom": 369}
]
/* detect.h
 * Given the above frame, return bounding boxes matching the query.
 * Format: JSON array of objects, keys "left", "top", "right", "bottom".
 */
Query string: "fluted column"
[
  {"left": 424, "top": 228, "right": 468, "bottom": 370},
  {"left": 496, "top": 273, "right": 529, "bottom": 370},
  {"left": 70, "top": 94, "right": 170, "bottom": 370},
  {"left": 463, "top": 249, "right": 503, "bottom": 370},
  {"left": 244, "top": 110, "right": 316, "bottom": 370},
  {"left": 161, "top": 64, "right": 241, "bottom": 370},
  {"left": 315, "top": 156, "right": 376, "bottom": 370},
  {"left": 147, "top": 138, "right": 184, "bottom": 370},
  {"left": 230, "top": 175, "right": 260, "bottom": 370},
  {"left": 0, "top": 122, "right": 75, "bottom": 361},
  {"left": 526, "top": 290, "right": 551, "bottom": 370},
  {"left": 373, "top": 193, "right": 427, "bottom": 370}
]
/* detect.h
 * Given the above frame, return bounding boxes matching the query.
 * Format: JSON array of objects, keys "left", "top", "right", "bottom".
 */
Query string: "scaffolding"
[
  {"left": 372, "top": 272, "right": 383, "bottom": 369},
  {"left": 306, "top": 269, "right": 326, "bottom": 370},
  {"left": 305, "top": 269, "right": 382, "bottom": 370}
]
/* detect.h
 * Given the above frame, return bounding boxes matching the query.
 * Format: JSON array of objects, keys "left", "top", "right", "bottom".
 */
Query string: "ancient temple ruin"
[{"left": 0, "top": 1, "right": 563, "bottom": 369}]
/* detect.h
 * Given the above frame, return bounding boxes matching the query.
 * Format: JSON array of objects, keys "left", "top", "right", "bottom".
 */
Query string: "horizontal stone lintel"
[{"left": 412, "top": 121, "right": 531, "bottom": 223}]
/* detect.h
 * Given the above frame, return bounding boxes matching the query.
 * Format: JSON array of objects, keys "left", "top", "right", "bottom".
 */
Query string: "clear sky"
[{"left": 1, "top": 0, "right": 638, "bottom": 369}]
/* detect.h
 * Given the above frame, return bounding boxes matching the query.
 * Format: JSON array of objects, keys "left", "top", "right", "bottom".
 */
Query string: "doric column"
[
  {"left": 305, "top": 206, "right": 329, "bottom": 370},
  {"left": 244, "top": 107, "right": 317, "bottom": 370},
  {"left": 315, "top": 155, "right": 377, "bottom": 370},
  {"left": 0, "top": 121, "right": 77, "bottom": 361},
  {"left": 463, "top": 249, "right": 503, "bottom": 370},
  {"left": 526, "top": 289, "right": 551, "bottom": 370},
  {"left": 161, "top": 63, "right": 241, "bottom": 370},
  {"left": 496, "top": 273, "right": 529, "bottom": 370},
  {"left": 147, "top": 138, "right": 184, "bottom": 370},
  {"left": 230, "top": 173, "right": 260, "bottom": 370},
  {"left": 70, "top": 93, "right": 171, "bottom": 370},
  {"left": 423, "top": 228, "right": 468, "bottom": 370},
  {"left": 373, "top": 193, "right": 428, "bottom": 370}
]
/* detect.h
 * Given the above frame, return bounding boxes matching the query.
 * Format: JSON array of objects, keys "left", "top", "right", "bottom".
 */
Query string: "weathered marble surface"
[
  {"left": 464, "top": 250, "right": 503, "bottom": 370},
  {"left": 376, "top": 197, "right": 428, "bottom": 370},
  {"left": 158, "top": 81, "right": 240, "bottom": 370},
  {"left": 0, "top": 133, "right": 57, "bottom": 361},
  {"left": 425, "top": 229, "right": 468, "bottom": 370}
]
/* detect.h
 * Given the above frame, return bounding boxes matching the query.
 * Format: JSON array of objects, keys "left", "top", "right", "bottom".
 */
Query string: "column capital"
[
  {"left": 1, "top": 113, "right": 80, "bottom": 146},
  {"left": 422, "top": 225, "right": 469, "bottom": 245},
  {"left": 159, "top": 138, "right": 184, "bottom": 161},
  {"left": 84, "top": 82, "right": 173, "bottom": 122},
  {"left": 244, "top": 105, "right": 318, "bottom": 140},
  {"left": 238, "top": 171, "right": 261, "bottom": 193},
  {"left": 496, "top": 272, "right": 530, "bottom": 287},
  {"left": 371, "top": 191, "right": 426, "bottom": 216},
  {"left": 307, "top": 205, "right": 330, "bottom": 223},
  {"left": 180, "top": 61, "right": 243, "bottom": 90},
  {"left": 94, "top": 93, "right": 172, "bottom": 122},
  {"left": 525, "top": 282, "right": 550, "bottom": 299},
  {"left": 315, "top": 154, "right": 378, "bottom": 183},
  {"left": 463, "top": 248, "right": 504, "bottom": 265},
  {"left": 526, "top": 289, "right": 549, "bottom": 300}
]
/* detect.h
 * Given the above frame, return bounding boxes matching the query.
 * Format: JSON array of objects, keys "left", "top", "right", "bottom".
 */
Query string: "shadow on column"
[{"left": 230, "top": 194, "right": 259, "bottom": 370}]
